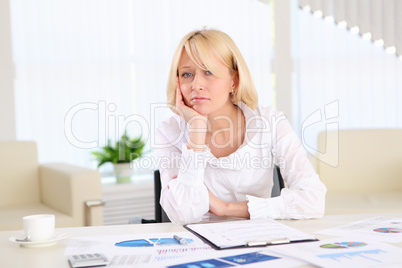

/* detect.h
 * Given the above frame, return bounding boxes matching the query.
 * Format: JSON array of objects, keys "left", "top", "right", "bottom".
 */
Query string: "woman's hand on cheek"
[
  {"left": 176, "top": 78, "right": 207, "bottom": 151},
  {"left": 175, "top": 79, "right": 206, "bottom": 125}
]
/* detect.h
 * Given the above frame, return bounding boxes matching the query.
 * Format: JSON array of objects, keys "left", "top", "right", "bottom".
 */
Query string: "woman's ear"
[{"left": 232, "top": 72, "right": 239, "bottom": 89}]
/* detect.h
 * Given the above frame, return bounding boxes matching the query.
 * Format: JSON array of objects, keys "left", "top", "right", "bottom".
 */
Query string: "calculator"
[{"left": 68, "top": 253, "right": 109, "bottom": 268}]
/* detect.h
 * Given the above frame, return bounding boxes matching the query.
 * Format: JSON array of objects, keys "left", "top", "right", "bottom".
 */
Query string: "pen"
[
  {"left": 173, "top": 235, "right": 188, "bottom": 245},
  {"left": 247, "top": 238, "right": 290, "bottom": 247}
]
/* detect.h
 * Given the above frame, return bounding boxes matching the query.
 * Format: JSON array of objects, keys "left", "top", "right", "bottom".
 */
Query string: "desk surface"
[{"left": 1, "top": 212, "right": 402, "bottom": 268}]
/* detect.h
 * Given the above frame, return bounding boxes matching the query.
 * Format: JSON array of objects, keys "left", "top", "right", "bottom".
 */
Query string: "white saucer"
[{"left": 10, "top": 232, "right": 69, "bottom": 248}]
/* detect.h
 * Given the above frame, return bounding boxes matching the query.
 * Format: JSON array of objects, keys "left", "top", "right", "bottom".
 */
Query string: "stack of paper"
[{"left": 185, "top": 218, "right": 317, "bottom": 249}]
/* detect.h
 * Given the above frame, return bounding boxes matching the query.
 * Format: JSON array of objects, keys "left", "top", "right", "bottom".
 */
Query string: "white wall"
[{"left": 0, "top": 0, "right": 16, "bottom": 140}]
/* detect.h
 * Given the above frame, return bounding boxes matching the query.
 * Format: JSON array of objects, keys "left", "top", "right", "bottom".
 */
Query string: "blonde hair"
[{"left": 166, "top": 28, "right": 258, "bottom": 111}]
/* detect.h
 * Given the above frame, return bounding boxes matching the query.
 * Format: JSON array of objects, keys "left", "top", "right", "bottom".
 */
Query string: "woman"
[{"left": 156, "top": 28, "right": 326, "bottom": 225}]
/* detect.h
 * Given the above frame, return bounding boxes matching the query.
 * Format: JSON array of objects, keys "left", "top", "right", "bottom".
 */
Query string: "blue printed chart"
[
  {"left": 317, "top": 242, "right": 390, "bottom": 265},
  {"left": 115, "top": 238, "right": 194, "bottom": 247},
  {"left": 317, "top": 249, "right": 387, "bottom": 263},
  {"left": 167, "top": 252, "right": 281, "bottom": 268}
]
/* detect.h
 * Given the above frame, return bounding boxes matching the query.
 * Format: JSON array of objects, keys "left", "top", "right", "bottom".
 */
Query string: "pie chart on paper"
[
  {"left": 319, "top": 242, "right": 367, "bottom": 249},
  {"left": 115, "top": 238, "right": 194, "bottom": 247},
  {"left": 373, "top": 228, "right": 402, "bottom": 233}
]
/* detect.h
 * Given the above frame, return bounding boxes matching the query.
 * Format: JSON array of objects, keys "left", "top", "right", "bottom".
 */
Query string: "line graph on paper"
[{"left": 317, "top": 249, "right": 387, "bottom": 263}]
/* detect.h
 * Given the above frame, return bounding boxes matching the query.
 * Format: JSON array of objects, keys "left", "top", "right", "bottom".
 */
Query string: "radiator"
[{"left": 102, "top": 175, "right": 155, "bottom": 225}]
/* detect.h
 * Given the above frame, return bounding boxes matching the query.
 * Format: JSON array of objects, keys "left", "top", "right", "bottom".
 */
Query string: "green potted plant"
[{"left": 92, "top": 131, "right": 145, "bottom": 182}]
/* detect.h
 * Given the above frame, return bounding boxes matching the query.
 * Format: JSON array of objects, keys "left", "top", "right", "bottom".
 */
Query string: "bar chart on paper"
[{"left": 317, "top": 249, "right": 386, "bottom": 264}]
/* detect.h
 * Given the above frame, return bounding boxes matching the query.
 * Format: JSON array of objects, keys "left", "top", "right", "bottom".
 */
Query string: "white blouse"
[{"left": 155, "top": 102, "right": 327, "bottom": 225}]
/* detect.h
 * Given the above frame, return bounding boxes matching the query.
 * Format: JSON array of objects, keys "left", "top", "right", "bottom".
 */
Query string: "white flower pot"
[{"left": 113, "top": 163, "right": 133, "bottom": 183}]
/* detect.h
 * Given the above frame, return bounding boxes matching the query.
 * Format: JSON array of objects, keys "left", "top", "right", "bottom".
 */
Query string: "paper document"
[
  {"left": 161, "top": 248, "right": 308, "bottom": 268},
  {"left": 64, "top": 232, "right": 212, "bottom": 267},
  {"left": 185, "top": 218, "right": 317, "bottom": 249},
  {"left": 316, "top": 217, "right": 402, "bottom": 243},
  {"left": 269, "top": 237, "right": 402, "bottom": 268}
]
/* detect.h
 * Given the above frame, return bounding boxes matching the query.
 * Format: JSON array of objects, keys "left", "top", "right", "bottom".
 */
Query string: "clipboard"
[{"left": 184, "top": 218, "right": 319, "bottom": 250}]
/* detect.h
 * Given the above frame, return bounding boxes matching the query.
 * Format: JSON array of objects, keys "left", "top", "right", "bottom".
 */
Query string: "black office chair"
[
  {"left": 153, "top": 170, "right": 171, "bottom": 223},
  {"left": 136, "top": 170, "right": 170, "bottom": 224},
  {"left": 271, "top": 165, "right": 285, "bottom": 197},
  {"left": 149, "top": 166, "right": 285, "bottom": 223}
]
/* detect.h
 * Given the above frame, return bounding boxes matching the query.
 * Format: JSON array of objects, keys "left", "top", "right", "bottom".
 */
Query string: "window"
[
  {"left": 10, "top": 0, "right": 273, "bottom": 170},
  {"left": 297, "top": 9, "right": 402, "bottom": 155}
]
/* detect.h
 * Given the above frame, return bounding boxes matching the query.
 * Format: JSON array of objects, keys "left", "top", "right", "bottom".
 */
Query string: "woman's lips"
[{"left": 191, "top": 97, "right": 210, "bottom": 103}]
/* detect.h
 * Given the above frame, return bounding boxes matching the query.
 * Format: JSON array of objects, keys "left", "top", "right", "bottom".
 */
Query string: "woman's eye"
[
  {"left": 182, "top": 73, "right": 192, "bottom": 78},
  {"left": 205, "top": 70, "right": 212, "bottom": 75}
]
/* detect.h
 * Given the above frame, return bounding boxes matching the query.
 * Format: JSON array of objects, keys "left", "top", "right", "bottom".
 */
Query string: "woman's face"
[{"left": 177, "top": 50, "right": 236, "bottom": 116}]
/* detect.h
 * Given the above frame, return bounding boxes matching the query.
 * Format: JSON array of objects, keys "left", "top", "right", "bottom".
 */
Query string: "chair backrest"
[
  {"left": 153, "top": 166, "right": 284, "bottom": 222},
  {"left": 271, "top": 165, "right": 285, "bottom": 197},
  {"left": 153, "top": 170, "right": 170, "bottom": 223},
  {"left": 0, "top": 141, "right": 41, "bottom": 207},
  {"left": 317, "top": 129, "right": 402, "bottom": 194}
]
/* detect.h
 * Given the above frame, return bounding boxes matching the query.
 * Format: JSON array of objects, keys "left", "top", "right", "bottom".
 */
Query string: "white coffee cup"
[{"left": 23, "top": 214, "right": 55, "bottom": 242}]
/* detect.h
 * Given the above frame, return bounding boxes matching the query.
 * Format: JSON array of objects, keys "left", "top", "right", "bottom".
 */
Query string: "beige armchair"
[
  {"left": 0, "top": 141, "right": 104, "bottom": 231},
  {"left": 314, "top": 129, "right": 402, "bottom": 215}
]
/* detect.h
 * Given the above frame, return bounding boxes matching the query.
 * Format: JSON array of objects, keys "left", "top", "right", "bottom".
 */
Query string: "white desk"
[{"left": 1, "top": 212, "right": 402, "bottom": 268}]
